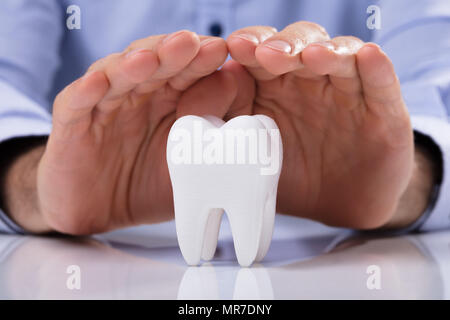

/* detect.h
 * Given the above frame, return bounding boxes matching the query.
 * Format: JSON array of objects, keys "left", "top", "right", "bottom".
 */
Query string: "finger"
[
  {"left": 302, "top": 36, "right": 364, "bottom": 107},
  {"left": 303, "top": 36, "right": 364, "bottom": 85},
  {"left": 125, "top": 30, "right": 201, "bottom": 78},
  {"left": 93, "top": 49, "right": 159, "bottom": 114},
  {"left": 83, "top": 34, "right": 165, "bottom": 116},
  {"left": 168, "top": 36, "right": 228, "bottom": 91},
  {"left": 227, "top": 26, "right": 278, "bottom": 80},
  {"left": 52, "top": 71, "right": 109, "bottom": 136},
  {"left": 134, "top": 30, "right": 201, "bottom": 94},
  {"left": 221, "top": 59, "right": 256, "bottom": 120},
  {"left": 176, "top": 69, "right": 238, "bottom": 119},
  {"left": 115, "top": 34, "right": 167, "bottom": 95},
  {"left": 255, "top": 21, "right": 330, "bottom": 75},
  {"left": 356, "top": 43, "right": 407, "bottom": 119},
  {"left": 153, "top": 30, "right": 201, "bottom": 78},
  {"left": 86, "top": 31, "right": 200, "bottom": 118}
]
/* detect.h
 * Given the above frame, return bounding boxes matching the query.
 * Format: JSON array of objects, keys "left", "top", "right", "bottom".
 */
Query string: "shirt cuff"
[
  {"left": 0, "top": 208, "right": 25, "bottom": 234},
  {"left": 411, "top": 115, "right": 450, "bottom": 232},
  {"left": 0, "top": 80, "right": 52, "bottom": 234}
]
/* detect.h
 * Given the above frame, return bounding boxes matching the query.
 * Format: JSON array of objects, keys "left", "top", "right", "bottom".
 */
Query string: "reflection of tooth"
[
  {"left": 177, "top": 264, "right": 274, "bottom": 299},
  {"left": 233, "top": 265, "right": 274, "bottom": 299},
  {"left": 167, "top": 115, "right": 283, "bottom": 267},
  {"left": 177, "top": 264, "right": 219, "bottom": 300}
]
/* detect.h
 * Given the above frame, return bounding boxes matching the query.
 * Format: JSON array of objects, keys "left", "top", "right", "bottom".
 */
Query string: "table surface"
[{"left": 1, "top": 214, "right": 449, "bottom": 299}]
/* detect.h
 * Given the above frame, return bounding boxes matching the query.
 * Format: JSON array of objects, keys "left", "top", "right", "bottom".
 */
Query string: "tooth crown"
[{"left": 167, "top": 115, "right": 283, "bottom": 267}]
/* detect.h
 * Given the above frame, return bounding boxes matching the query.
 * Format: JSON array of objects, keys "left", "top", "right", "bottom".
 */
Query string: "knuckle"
[
  {"left": 332, "top": 36, "right": 365, "bottom": 51},
  {"left": 44, "top": 212, "right": 85, "bottom": 235},
  {"left": 125, "top": 39, "right": 142, "bottom": 52},
  {"left": 44, "top": 209, "right": 103, "bottom": 235},
  {"left": 230, "top": 26, "right": 276, "bottom": 41},
  {"left": 87, "top": 57, "right": 107, "bottom": 72},
  {"left": 53, "top": 79, "right": 81, "bottom": 111},
  {"left": 288, "top": 21, "right": 329, "bottom": 36},
  {"left": 333, "top": 35, "right": 363, "bottom": 43},
  {"left": 53, "top": 85, "right": 69, "bottom": 107}
]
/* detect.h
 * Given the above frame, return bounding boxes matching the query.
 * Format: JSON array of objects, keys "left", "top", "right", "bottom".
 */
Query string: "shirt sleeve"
[
  {"left": 0, "top": 0, "right": 63, "bottom": 233},
  {"left": 373, "top": 0, "right": 450, "bottom": 231}
]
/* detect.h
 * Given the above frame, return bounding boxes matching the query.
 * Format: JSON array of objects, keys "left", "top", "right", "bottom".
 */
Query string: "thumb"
[{"left": 176, "top": 69, "right": 237, "bottom": 119}]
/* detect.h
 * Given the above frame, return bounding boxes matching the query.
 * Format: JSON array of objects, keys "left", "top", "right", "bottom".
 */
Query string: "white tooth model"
[{"left": 167, "top": 115, "right": 283, "bottom": 267}]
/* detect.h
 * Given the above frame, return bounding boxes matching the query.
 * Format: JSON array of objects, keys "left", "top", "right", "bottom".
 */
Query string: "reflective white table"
[{"left": 1, "top": 214, "right": 449, "bottom": 299}]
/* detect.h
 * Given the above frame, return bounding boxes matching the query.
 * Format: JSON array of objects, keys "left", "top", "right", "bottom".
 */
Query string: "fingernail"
[
  {"left": 163, "top": 30, "right": 191, "bottom": 44},
  {"left": 82, "top": 69, "right": 95, "bottom": 80},
  {"left": 364, "top": 43, "right": 382, "bottom": 53},
  {"left": 233, "top": 33, "right": 259, "bottom": 45},
  {"left": 125, "top": 48, "right": 148, "bottom": 58},
  {"left": 314, "top": 41, "right": 336, "bottom": 51},
  {"left": 263, "top": 40, "right": 292, "bottom": 54},
  {"left": 200, "top": 37, "right": 221, "bottom": 47}
]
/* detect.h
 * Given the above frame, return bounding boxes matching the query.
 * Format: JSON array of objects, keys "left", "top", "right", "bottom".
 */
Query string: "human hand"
[
  {"left": 225, "top": 22, "right": 417, "bottom": 229},
  {"left": 34, "top": 31, "right": 239, "bottom": 234}
]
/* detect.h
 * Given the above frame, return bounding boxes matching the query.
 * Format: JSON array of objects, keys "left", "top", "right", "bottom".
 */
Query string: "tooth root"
[
  {"left": 255, "top": 191, "right": 277, "bottom": 262},
  {"left": 175, "top": 201, "right": 211, "bottom": 266},
  {"left": 201, "top": 208, "right": 224, "bottom": 261},
  {"left": 253, "top": 115, "right": 282, "bottom": 263},
  {"left": 227, "top": 204, "right": 265, "bottom": 267},
  {"left": 227, "top": 191, "right": 276, "bottom": 266}
]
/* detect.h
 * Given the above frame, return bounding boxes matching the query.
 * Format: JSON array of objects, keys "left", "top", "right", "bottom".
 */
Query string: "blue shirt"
[{"left": 1, "top": 0, "right": 450, "bottom": 233}]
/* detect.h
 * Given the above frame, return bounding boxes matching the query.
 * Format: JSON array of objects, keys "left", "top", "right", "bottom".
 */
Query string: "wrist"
[
  {"left": 383, "top": 139, "right": 441, "bottom": 230},
  {"left": 0, "top": 137, "right": 51, "bottom": 233}
]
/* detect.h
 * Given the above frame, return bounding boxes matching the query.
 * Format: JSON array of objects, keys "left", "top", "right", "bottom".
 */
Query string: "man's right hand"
[{"left": 4, "top": 30, "right": 238, "bottom": 234}]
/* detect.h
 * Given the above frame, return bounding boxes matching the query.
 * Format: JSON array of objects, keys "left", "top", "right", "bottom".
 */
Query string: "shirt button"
[{"left": 209, "top": 23, "right": 223, "bottom": 37}]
